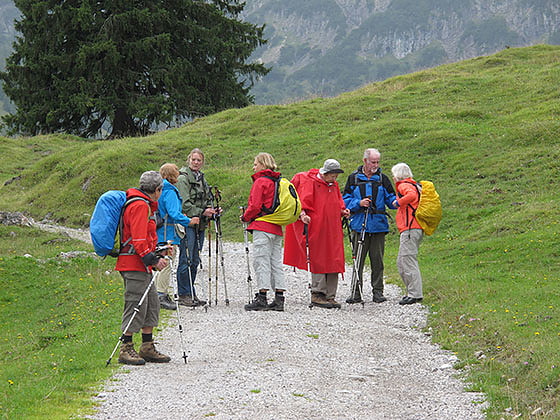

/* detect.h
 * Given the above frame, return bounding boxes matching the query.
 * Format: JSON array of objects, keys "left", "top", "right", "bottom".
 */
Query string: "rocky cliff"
[
  {"left": 0, "top": 0, "right": 18, "bottom": 114},
  {"left": 242, "top": 0, "right": 560, "bottom": 103},
  {"left": 1, "top": 0, "right": 558, "bottom": 111}
]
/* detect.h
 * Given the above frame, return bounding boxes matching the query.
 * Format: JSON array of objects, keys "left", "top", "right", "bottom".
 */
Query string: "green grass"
[
  {"left": 0, "top": 44, "right": 559, "bottom": 418},
  {"left": 0, "top": 135, "right": 87, "bottom": 186},
  {"left": 0, "top": 225, "right": 132, "bottom": 419}
]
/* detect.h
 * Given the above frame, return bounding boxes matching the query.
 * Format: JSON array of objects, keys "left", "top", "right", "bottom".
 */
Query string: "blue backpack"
[{"left": 90, "top": 190, "right": 148, "bottom": 257}]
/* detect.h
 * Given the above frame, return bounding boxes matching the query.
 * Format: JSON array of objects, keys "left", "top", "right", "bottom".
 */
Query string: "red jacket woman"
[
  {"left": 242, "top": 168, "right": 283, "bottom": 237},
  {"left": 241, "top": 153, "right": 286, "bottom": 311}
]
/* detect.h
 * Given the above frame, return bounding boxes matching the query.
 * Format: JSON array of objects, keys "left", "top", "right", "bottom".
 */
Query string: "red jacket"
[
  {"left": 395, "top": 179, "right": 423, "bottom": 233},
  {"left": 242, "top": 169, "right": 283, "bottom": 236},
  {"left": 115, "top": 188, "right": 159, "bottom": 273},
  {"left": 284, "top": 169, "right": 346, "bottom": 273}
]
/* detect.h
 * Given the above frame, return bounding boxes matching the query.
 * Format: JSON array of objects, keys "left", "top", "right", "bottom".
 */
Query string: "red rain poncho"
[{"left": 283, "top": 169, "right": 346, "bottom": 274}]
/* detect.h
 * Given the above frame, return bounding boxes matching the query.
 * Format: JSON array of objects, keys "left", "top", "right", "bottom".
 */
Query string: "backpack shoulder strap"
[
  {"left": 355, "top": 177, "right": 382, "bottom": 212},
  {"left": 381, "top": 172, "right": 396, "bottom": 195},
  {"left": 400, "top": 181, "right": 421, "bottom": 229},
  {"left": 118, "top": 196, "right": 150, "bottom": 255},
  {"left": 343, "top": 171, "right": 358, "bottom": 195},
  {"left": 260, "top": 175, "right": 280, "bottom": 215},
  {"left": 404, "top": 181, "right": 421, "bottom": 200}
]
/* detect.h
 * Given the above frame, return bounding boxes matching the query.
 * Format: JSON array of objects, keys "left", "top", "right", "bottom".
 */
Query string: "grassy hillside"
[{"left": 1, "top": 44, "right": 559, "bottom": 418}]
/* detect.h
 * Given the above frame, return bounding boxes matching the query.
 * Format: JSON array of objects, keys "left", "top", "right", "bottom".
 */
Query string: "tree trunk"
[{"left": 110, "top": 107, "right": 138, "bottom": 138}]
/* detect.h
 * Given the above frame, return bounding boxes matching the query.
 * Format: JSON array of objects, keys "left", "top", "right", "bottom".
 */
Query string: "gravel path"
[
  {"left": 85, "top": 240, "right": 486, "bottom": 420},
  {"left": 12, "top": 217, "right": 485, "bottom": 419}
]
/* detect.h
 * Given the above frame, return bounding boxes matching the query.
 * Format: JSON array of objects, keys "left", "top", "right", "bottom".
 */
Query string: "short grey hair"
[
  {"left": 391, "top": 163, "right": 413, "bottom": 181},
  {"left": 139, "top": 171, "right": 163, "bottom": 193},
  {"left": 364, "top": 148, "right": 381, "bottom": 159}
]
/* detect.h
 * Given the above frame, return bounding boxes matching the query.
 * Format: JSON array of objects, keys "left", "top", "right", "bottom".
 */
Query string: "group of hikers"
[{"left": 114, "top": 147, "right": 426, "bottom": 365}]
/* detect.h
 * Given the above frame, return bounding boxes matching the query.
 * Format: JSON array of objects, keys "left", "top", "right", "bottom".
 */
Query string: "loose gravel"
[{"left": 87, "top": 241, "right": 486, "bottom": 420}]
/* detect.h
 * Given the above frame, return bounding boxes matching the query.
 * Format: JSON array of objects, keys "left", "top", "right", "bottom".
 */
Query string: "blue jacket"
[
  {"left": 157, "top": 179, "right": 192, "bottom": 245},
  {"left": 342, "top": 166, "right": 397, "bottom": 233}
]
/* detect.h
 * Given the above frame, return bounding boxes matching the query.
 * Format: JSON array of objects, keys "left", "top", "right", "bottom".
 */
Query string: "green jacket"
[{"left": 177, "top": 166, "right": 214, "bottom": 230}]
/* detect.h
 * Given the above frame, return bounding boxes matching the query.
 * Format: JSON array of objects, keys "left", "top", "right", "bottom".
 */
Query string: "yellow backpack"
[
  {"left": 412, "top": 180, "right": 442, "bottom": 236},
  {"left": 256, "top": 177, "right": 301, "bottom": 226}
]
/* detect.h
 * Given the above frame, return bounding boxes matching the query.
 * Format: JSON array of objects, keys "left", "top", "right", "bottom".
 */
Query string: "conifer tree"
[{"left": 0, "top": 0, "right": 268, "bottom": 138}]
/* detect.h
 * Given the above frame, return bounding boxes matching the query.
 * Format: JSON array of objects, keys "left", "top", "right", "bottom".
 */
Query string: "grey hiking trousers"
[
  {"left": 397, "top": 229, "right": 424, "bottom": 299},
  {"left": 253, "top": 230, "right": 286, "bottom": 291}
]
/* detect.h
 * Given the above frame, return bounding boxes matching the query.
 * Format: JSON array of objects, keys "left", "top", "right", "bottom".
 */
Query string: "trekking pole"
[
  {"left": 213, "top": 189, "right": 229, "bottom": 306},
  {"left": 344, "top": 217, "right": 365, "bottom": 308},
  {"left": 207, "top": 220, "right": 212, "bottom": 307},
  {"left": 240, "top": 206, "right": 253, "bottom": 303},
  {"left": 303, "top": 223, "right": 314, "bottom": 309},
  {"left": 196, "top": 225, "right": 203, "bottom": 270},
  {"left": 106, "top": 269, "right": 158, "bottom": 366},
  {"left": 214, "top": 215, "right": 219, "bottom": 306},
  {"left": 351, "top": 204, "right": 370, "bottom": 307},
  {"left": 215, "top": 216, "right": 229, "bottom": 305},
  {"left": 168, "top": 252, "right": 188, "bottom": 363}
]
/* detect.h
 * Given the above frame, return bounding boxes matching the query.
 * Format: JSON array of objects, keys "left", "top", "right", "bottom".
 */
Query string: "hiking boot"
[
  {"left": 311, "top": 292, "right": 333, "bottom": 308},
  {"left": 399, "top": 296, "right": 423, "bottom": 305},
  {"left": 244, "top": 293, "right": 268, "bottom": 311},
  {"left": 159, "top": 294, "right": 177, "bottom": 310},
  {"left": 138, "top": 341, "right": 171, "bottom": 363},
  {"left": 118, "top": 342, "right": 146, "bottom": 365},
  {"left": 193, "top": 296, "right": 207, "bottom": 306},
  {"left": 266, "top": 295, "right": 285, "bottom": 312},
  {"left": 178, "top": 295, "right": 198, "bottom": 307},
  {"left": 327, "top": 298, "right": 341, "bottom": 309},
  {"left": 372, "top": 290, "right": 387, "bottom": 303},
  {"left": 346, "top": 294, "right": 363, "bottom": 304}
]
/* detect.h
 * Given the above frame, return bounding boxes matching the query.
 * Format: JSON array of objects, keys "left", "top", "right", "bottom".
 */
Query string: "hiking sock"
[
  {"left": 122, "top": 334, "right": 133, "bottom": 344},
  {"left": 142, "top": 333, "right": 153, "bottom": 343},
  {"left": 259, "top": 291, "right": 267, "bottom": 298},
  {"left": 275, "top": 291, "right": 284, "bottom": 297}
]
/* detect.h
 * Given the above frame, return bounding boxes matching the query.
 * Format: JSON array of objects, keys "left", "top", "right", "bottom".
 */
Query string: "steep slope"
[{"left": 0, "top": 45, "right": 557, "bottom": 232}]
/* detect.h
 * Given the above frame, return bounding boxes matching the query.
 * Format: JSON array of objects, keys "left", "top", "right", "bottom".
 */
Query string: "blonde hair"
[
  {"left": 391, "top": 162, "right": 414, "bottom": 181},
  {"left": 159, "top": 163, "right": 180, "bottom": 184},
  {"left": 254, "top": 152, "right": 277, "bottom": 171},
  {"left": 188, "top": 148, "right": 205, "bottom": 165}
]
